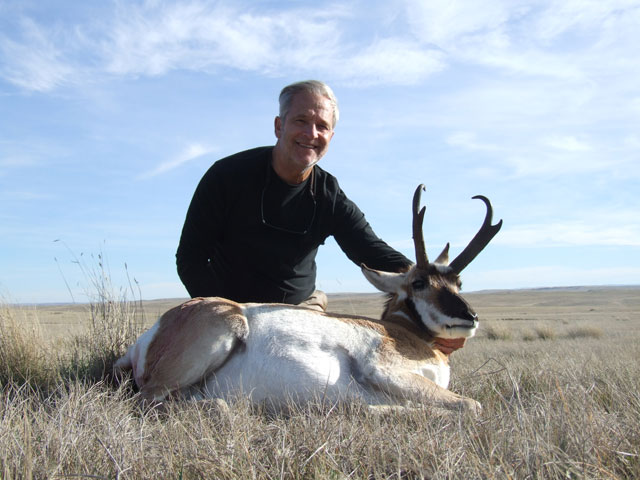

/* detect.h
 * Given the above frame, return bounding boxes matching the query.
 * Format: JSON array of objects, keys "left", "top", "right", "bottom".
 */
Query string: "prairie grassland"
[{"left": 1, "top": 287, "right": 639, "bottom": 479}]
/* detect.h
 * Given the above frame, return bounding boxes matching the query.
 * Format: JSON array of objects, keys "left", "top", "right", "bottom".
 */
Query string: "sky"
[{"left": 1, "top": 0, "right": 639, "bottom": 304}]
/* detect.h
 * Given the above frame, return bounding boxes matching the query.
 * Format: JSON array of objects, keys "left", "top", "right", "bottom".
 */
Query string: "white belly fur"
[
  {"left": 200, "top": 305, "right": 385, "bottom": 405},
  {"left": 414, "top": 362, "right": 450, "bottom": 389}
]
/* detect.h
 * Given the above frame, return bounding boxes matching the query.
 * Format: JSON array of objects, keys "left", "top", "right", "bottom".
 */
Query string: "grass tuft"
[
  {"left": 565, "top": 325, "right": 604, "bottom": 339},
  {"left": 533, "top": 324, "right": 557, "bottom": 340},
  {"left": 522, "top": 324, "right": 557, "bottom": 341},
  {"left": 63, "top": 295, "right": 143, "bottom": 383},
  {"left": 483, "top": 323, "right": 514, "bottom": 341}
]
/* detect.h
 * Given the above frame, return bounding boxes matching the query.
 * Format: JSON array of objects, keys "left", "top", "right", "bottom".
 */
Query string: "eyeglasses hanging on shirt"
[{"left": 260, "top": 163, "right": 317, "bottom": 235}]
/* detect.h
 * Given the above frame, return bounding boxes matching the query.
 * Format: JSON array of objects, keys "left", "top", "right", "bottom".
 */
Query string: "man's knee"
[{"left": 298, "top": 290, "right": 328, "bottom": 312}]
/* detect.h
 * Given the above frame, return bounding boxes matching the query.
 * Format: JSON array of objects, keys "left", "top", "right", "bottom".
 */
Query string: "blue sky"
[{"left": 1, "top": 0, "right": 639, "bottom": 304}]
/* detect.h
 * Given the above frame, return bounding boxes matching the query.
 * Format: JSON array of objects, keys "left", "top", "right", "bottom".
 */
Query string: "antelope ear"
[
  {"left": 434, "top": 243, "right": 450, "bottom": 265},
  {"left": 361, "top": 264, "right": 408, "bottom": 294}
]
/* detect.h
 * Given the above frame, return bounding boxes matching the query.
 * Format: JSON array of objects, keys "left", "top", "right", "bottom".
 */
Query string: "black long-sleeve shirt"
[{"left": 176, "top": 146, "right": 412, "bottom": 304}]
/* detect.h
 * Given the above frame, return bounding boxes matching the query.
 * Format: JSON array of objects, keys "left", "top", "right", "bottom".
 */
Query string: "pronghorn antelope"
[{"left": 115, "top": 185, "right": 502, "bottom": 413}]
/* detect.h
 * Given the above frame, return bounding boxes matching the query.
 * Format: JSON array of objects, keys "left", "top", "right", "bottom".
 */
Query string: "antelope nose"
[
  {"left": 438, "top": 289, "right": 477, "bottom": 323},
  {"left": 460, "top": 309, "right": 478, "bottom": 323}
]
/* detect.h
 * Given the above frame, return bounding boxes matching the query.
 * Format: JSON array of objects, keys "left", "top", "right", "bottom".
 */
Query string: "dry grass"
[
  {"left": 1, "top": 286, "right": 639, "bottom": 479},
  {"left": 566, "top": 325, "right": 604, "bottom": 339},
  {"left": 482, "top": 323, "right": 514, "bottom": 341},
  {"left": 0, "top": 304, "right": 60, "bottom": 388}
]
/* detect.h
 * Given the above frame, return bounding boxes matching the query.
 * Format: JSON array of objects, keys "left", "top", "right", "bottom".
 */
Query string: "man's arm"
[
  {"left": 331, "top": 188, "right": 413, "bottom": 272},
  {"left": 176, "top": 164, "right": 228, "bottom": 298}
]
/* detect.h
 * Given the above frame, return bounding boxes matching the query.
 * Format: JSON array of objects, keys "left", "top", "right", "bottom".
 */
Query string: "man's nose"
[{"left": 302, "top": 123, "right": 318, "bottom": 138}]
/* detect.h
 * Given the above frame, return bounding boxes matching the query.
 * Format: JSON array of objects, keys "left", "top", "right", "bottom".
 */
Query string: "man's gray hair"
[{"left": 278, "top": 80, "right": 339, "bottom": 128}]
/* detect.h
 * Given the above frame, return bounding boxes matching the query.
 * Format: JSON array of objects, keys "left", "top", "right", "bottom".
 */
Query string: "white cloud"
[
  {"left": 1, "top": 0, "right": 638, "bottom": 93},
  {"left": 624, "top": 134, "right": 640, "bottom": 149},
  {"left": 503, "top": 149, "right": 615, "bottom": 178},
  {"left": 0, "top": 139, "right": 69, "bottom": 172},
  {"left": 446, "top": 132, "right": 499, "bottom": 152},
  {"left": 403, "top": 0, "right": 640, "bottom": 86},
  {"left": 336, "top": 38, "right": 445, "bottom": 86},
  {"left": 444, "top": 131, "right": 606, "bottom": 178},
  {"left": 140, "top": 143, "right": 216, "bottom": 178},
  {"left": 531, "top": 0, "right": 640, "bottom": 43},
  {"left": 1, "top": 190, "right": 53, "bottom": 201},
  {"left": 103, "top": 2, "right": 289, "bottom": 76},
  {"left": 543, "top": 135, "right": 592, "bottom": 152},
  {"left": 1, "top": 1, "right": 446, "bottom": 91},
  {"left": 403, "top": 0, "right": 515, "bottom": 47},
  {"left": 0, "top": 18, "right": 79, "bottom": 92},
  {"left": 101, "top": 2, "right": 445, "bottom": 86}
]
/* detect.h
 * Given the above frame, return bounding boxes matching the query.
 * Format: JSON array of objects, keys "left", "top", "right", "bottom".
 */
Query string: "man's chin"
[{"left": 294, "top": 155, "right": 320, "bottom": 171}]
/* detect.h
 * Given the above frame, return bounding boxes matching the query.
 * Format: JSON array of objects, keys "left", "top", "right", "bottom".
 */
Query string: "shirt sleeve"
[
  {"left": 330, "top": 187, "right": 413, "bottom": 273},
  {"left": 176, "top": 162, "right": 228, "bottom": 297}
]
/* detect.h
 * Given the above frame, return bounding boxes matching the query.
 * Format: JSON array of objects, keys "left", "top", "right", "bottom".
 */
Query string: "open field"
[
  {"left": 2, "top": 286, "right": 639, "bottom": 478},
  {"left": 12, "top": 286, "right": 638, "bottom": 343}
]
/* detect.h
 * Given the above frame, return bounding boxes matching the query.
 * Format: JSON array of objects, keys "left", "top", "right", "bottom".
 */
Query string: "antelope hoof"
[{"left": 463, "top": 398, "right": 482, "bottom": 417}]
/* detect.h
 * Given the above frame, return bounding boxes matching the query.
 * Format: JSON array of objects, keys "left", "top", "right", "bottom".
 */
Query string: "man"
[{"left": 176, "top": 80, "right": 412, "bottom": 310}]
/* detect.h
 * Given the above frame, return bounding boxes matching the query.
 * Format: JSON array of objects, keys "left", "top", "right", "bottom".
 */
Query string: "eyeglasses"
[{"left": 260, "top": 165, "right": 316, "bottom": 235}]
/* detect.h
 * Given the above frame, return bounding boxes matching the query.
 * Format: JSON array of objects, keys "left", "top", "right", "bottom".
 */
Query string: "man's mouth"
[{"left": 297, "top": 142, "right": 316, "bottom": 150}]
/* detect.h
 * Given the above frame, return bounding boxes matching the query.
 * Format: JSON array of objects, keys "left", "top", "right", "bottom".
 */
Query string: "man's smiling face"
[{"left": 273, "top": 90, "right": 335, "bottom": 183}]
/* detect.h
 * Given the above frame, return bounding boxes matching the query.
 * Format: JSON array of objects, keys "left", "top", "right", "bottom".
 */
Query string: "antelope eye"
[{"left": 411, "top": 279, "right": 426, "bottom": 290}]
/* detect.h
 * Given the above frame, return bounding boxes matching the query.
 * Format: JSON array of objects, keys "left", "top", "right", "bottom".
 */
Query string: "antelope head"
[{"left": 362, "top": 184, "right": 503, "bottom": 343}]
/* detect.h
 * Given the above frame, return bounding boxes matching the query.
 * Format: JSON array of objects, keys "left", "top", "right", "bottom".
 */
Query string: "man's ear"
[{"left": 274, "top": 116, "right": 282, "bottom": 139}]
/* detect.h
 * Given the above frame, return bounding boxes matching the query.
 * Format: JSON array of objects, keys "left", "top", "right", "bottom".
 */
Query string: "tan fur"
[
  {"left": 322, "top": 313, "right": 441, "bottom": 363},
  {"left": 373, "top": 370, "right": 477, "bottom": 412},
  {"left": 139, "top": 297, "right": 248, "bottom": 401},
  {"left": 378, "top": 326, "right": 441, "bottom": 363}
]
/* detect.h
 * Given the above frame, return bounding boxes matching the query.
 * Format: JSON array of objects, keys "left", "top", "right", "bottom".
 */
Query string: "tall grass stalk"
[{"left": 60, "top": 251, "right": 145, "bottom": 381}]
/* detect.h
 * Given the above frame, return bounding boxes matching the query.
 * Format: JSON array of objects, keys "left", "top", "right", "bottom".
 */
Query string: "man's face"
[{"left": 274, "top": 91, "right": 335, "bottom": 174}]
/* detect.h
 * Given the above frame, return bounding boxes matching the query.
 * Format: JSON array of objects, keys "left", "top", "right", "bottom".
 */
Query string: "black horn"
[
  {"left": 449, "top": 195, "right": 503, "bottom": 274},
  {"left": 413, "top": 184, "right": 429, "bottom": 268}
]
